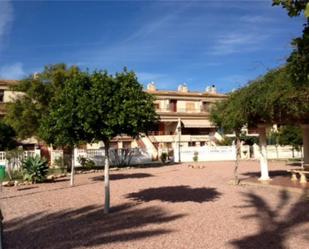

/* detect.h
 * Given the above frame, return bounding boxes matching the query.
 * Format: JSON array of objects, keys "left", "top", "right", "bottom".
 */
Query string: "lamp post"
[{"left": 177, "top": 118, "right": 181, "bottom": 163}]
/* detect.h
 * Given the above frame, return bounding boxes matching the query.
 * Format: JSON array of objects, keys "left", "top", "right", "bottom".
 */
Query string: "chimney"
[
  {"left": 33, "top": 72, "right": 40, "bottom": 79},
  {"left": 178, "top": 83, "right": 188, "bottom": 93},
  {"left": 210, "top": 85, "right": 216, "bottom": 93},
  {"left": 147, "top": 82, "right": 156, "bottom": 91}
]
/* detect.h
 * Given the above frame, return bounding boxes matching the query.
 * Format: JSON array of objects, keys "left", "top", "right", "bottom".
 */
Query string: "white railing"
[{"left": 0, "top": 150, "right": 40, "bottom": 168}]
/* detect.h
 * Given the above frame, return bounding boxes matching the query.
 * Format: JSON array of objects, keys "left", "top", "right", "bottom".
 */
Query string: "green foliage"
[
  {"left": 21, "top": 155, "right": 49, "bottom": 183},
  {"left": 87, "top": 69, "right": 159, "bottom": 142},
  {"left": 217, "top": 136, "right": 234, "bottom": 146},
  {"left": 287, "top": 26, "right": 309, "bottom": 86},
  {"left": 40, "top": 68, "right": 158, "bottom": 149},
  {"left": 160, "top": 152, "right": 168, "bottom": 163},
  {"left": 0, "top": 122, "right": 17, "bottom": 150},
  {"left": 5, "top": 64, "right": 81, "bottom": 139},
  {"left": 273, "top": 1, "right": 309, "bottom": 86},
  {"left": 77, "top": 156, "right": 95, "bottom": 169},
  {"left": 53, "top": 156, "right": 64, "bottom": 168},
  {"left": 245, "top": 67, "right": 309, "bottom": 124},
  {"left": 210, "top": 92, "right": 245, "bottom": 135},
  {"left": 39, "top": 70, "right": 92, "bottom": 147},
  {"left": 239, "top": 134, "right": 258, "bottom": 146},
  {"left": 193, "top": 151, "right": 198, "bottom": 162},
  {"left": 278, "top": 125, "right": 303, "bottom": 150},
  {"left": 273, "top": 0, "right": 309, "bottom": 17}
]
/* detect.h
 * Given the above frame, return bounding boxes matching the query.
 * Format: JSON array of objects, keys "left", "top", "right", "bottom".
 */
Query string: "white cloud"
[
  {"left": 239, "top": 15, "right": 274, "bottom": 24},
  {"left": 0, "top": 0, "right": 14, "bottom": 51},
  {"left": 0, "top": 63, "right": 26, "bottom": 79},
  {"left": 210, "top": 32, "right": 269, "bottom": 55}
]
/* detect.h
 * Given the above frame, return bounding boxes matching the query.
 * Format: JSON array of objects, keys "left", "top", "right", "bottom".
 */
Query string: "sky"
[{"left": 0, "top": 0, "right": 306, "bottom": 93}]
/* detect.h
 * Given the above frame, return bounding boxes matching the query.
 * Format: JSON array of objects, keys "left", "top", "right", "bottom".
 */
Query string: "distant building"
[{"left": 0, "top": 80, "right": 20, "bottom": 118}]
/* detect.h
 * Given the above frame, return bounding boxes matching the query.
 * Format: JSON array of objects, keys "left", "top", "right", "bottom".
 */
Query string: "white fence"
[
  {"left": 0, "top": 150, "right": 41, "bottom": 168},
  {"left": 175, "top": 146, "right": 236, "bottom": 162}
]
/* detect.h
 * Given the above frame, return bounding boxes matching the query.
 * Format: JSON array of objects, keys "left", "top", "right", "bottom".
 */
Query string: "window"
[
  {"left": 169, "top": 100, "right": 177, "bottom": 112},
  {"left": 154, "top": 103, "right": 160, "bottom": 110},
  {"left": 200, "top": 141, "right": 206, "bottom": 146},
  {"left": 186, "top": 102, "right": 195, "bottom": 112},
  {"left": 202, "top": 102, "right": 210, "bottom": 112},
  {"left": 188, "top": 141, "right": 196, "bottom": 147},
  {"left": 0, "top": 90, "right": 4, "bottom": 102}
]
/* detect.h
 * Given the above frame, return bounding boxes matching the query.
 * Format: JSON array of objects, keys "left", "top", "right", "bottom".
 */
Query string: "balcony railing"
[{"left": 156, "top": 107, "right": 208, "bottom": 113}]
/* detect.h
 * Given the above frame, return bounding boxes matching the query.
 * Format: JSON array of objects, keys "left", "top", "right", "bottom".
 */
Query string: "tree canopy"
[
  {"left": 211, "top": 66, "right": 309, "bottom": 132},
  {"left": 4, "top": 64, "right": 81, "bottom": 139},
  {"left": 278, "top": 125, "right": 303, "bottom": 150},
  {"left": 40, "top": 68, "right": 158, "bottom": 147},
  {"left": 273, "top": 0, "right": 309, "bottom": 87},
  {"left": 0, "top": 121, "right": 17, "bottom": 150}
]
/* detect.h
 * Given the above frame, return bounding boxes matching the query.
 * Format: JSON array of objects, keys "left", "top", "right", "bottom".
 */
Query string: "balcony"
[{"left": 156, "top": 106, "right": 208, "bottom": 113}]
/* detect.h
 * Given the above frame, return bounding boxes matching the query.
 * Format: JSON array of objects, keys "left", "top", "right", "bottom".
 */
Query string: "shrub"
[
  {"left": 53, "top": 156, "right": 67, "bottom": 173},
  {"left": 22, "top": 155, "right": 49, "bottom": 183},
  {"left": 160, "top": 152, "right": 168, "bottom": 163},
  {"left": 193, "top": 151, "right": 198, "bottom": 162},
  {"left": 77, "top": 156, "right": 95, "bottom": 169}
]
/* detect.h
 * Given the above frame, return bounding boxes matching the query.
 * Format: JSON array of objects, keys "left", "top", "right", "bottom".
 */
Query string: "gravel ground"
[{"left": 1, "top": 160, "right": 308, "bottom": 249}]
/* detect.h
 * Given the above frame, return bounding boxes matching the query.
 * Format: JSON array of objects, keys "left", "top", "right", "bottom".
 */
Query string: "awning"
[{"left": 182, "top": 120, "right": 214, "bottom": 128}]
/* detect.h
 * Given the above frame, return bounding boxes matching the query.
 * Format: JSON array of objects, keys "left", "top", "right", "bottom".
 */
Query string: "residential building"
[
  {"left": 0, "top": 79, "right": 227, "bottom": 161},
  {"left": 139, "top": 82, "right": 226, "bottom": 159}
]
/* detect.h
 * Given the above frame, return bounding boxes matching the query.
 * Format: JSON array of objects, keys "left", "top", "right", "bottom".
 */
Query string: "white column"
[
  {"left": 301, "top": 124, "right": 309, "bottom": 166},
  {"left": 258, "top": 125, "right": 271, "bottom": 181}
]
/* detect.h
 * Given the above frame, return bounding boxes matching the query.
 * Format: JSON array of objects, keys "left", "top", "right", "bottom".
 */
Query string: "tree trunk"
[
  {"left": 104, "top": 140, "right": 110, "bottom": 214},
  {"left": 258, "top": 125, "right": 271, "bottom": 181},
  {"left": 234, "top": 135, "right": 241, "bottom": 185},
  {"left": 70, "top": 147, "right": 75, "bottom": 187},
  {"left": 301, "top": 125, "right": 309, "bottom": 166}
]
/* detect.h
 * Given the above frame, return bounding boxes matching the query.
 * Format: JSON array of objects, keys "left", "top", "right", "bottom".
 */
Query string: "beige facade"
[
  {"left": 140, "top": 83, "right": 226, "bottom": 159},
  {"left": 0, "top": 79, "right": 226, "bottom": 159},
  {"left": 0, "top": 80, "right": 21, "bottom": 118}
]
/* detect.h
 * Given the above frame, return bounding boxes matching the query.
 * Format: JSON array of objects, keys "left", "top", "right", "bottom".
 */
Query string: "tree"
[
  {"left": 273, "top": 0, "right": 309, "bottom": 87},
  {"left": 273, "top": 0, "right": 309, "bottom": 17},
  {"left": 40, "top": 68, "right": 158, "bottom": 213},
  {"left": 210, "top": 91, "right": 247, "bottom": 184},
  {"left": 84, "top": 69, "right": 158, "bottom": 213},
  {"left": 0, "top": 121, "right": 17, "bottom": 150},
  {"left": 211, "top": 66, "right": 309, "bottom": 181},
  {"left": 278, "top": 125, "right": 303, "bottom": 156},
  {"left": 39, "top": 70, "right": 93, "bottom": 186},
  {"left": 5, "top": 64, "right": 81, "bottom": 139}
]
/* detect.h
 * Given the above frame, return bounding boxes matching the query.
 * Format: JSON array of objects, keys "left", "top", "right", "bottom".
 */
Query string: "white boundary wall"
[
  {"left": 175, "top": 146, "right": 236, "bottom": 162},
  {"left": 252, "top": 144, "right": 302, "bottom": 159}
]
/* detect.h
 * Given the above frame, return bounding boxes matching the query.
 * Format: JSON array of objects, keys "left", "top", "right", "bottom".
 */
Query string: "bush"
[
  {"left": 52, "top": 156, "right": 67, "bottom": 173},
  {"left": 77, "top": 156, "right": 95, "bottom": 169},
  {"left": 22, "top": 155, "right": 49, "bottom": 183},
  {"left": 193, "top": 151, "right": 198, "bottom": 162},
  {"left": 160, "top": 152, "right": 168, "bottom": 163}
]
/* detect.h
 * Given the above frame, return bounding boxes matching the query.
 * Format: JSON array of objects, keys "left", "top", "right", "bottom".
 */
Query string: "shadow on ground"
[
  {"left": 4, "top": 203, "right": 185, "bottom": 249},
  {"left": 91, "top": 173, "right": 154, "bottom": 181},
  {"left": 230, "top": 189, "right": 309, "bottom": 249},
  {"left": 126, "top": 185, "right": 222, "bottom": 203},
  {"left": 241, "top": 170, "right": 290, "bottom": 178}
]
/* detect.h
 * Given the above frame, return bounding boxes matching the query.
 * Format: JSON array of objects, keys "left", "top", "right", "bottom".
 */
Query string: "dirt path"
[{"left": 1, "top": 161, "right": 308, "bottom": 249}]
